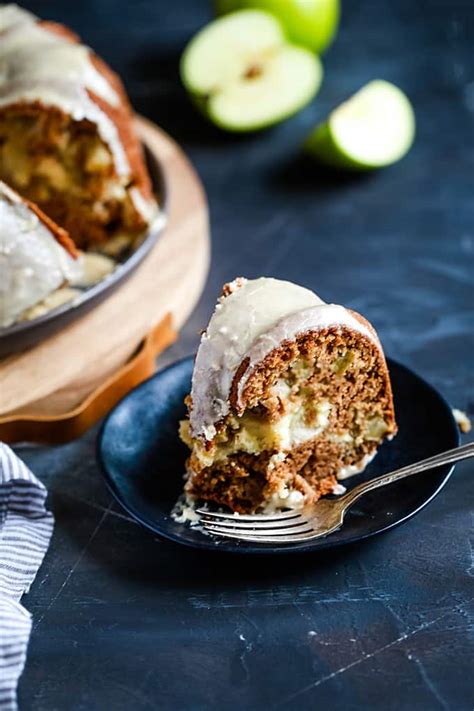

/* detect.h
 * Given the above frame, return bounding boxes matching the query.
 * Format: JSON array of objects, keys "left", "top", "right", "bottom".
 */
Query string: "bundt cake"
[
  {"left": 0, "top": 180, "right": 81, "bottom": 327},
  {"left": 179, "top": 277, "right": 397, "bottom": 514},
  {"left": 0, "top": 4, "right": 158, "bottom": 250}
]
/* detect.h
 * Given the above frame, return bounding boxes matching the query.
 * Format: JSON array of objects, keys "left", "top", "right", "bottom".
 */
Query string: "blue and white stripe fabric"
[{"left": 0, "top": 443, "right": 54, "bottom": 711}]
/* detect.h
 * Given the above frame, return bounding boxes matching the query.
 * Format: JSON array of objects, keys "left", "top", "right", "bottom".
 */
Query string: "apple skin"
[
  {"left": 304, "top": 122, "right": 374, "bottom": 171},
  {"left": 182, "top": 59, "right": 323, "bottom": 134},
  {"left": 214, "top": 0, "right": 340, "bottom": 54}
]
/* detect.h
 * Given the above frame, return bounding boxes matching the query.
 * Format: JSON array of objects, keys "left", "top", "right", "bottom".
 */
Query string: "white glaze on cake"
[
  {"left": 0, "top": 2, "right": 32, "bottom": 29},
  {"left": 0, "top": 181, "right": 82, "bottom": 326},
  {"left": 190, "top": 277, "right": 381, "bottom": 441},
  {"left": 0, "top": 4, "right": 129, "bottom": 174}
]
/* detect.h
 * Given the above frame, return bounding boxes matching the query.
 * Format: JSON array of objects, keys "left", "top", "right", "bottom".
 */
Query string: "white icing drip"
[
  {"left": 337, "top": 450, "right": 377, "bottom": 480},
  {"left": 70, "top": 252, "right": 115, "bottom": 288},
  {"left": 0, "top": 21, "right": 119, "bottom": 106},
  {"left": 129, "top": 186, "right": 161, "bottom": 224},
  {"left": 0, "top": 181, "right": 82, "bottom": 327},
  {"left": 0, "top": 5, "right": 130, "bottom": 176},
  {"left": 190, "top": 277, "right": 381, "bottom": 441},
  {"left": 262, "top": 486, "right": 305, "bottom": 513}
]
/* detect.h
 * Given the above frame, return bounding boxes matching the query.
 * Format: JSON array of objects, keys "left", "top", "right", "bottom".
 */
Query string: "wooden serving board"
[{"left": 0, "top": 116, "right": 210, "bottom": 443}]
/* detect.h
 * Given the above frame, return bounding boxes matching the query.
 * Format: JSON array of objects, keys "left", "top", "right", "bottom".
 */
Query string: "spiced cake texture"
[
  {"left": 179, "top": 277, "right": 397, "bottom": 514},
  {"left": 0, "top": 180, "right": 81, "bottom": 327},
  {"left": 0, "top": 4, "right": 158, "bottom": 250}
]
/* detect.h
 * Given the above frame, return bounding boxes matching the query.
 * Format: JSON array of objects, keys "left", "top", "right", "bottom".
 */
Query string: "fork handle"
[{"left": 342, "top": 441, "right": 474, "bottom": 508}]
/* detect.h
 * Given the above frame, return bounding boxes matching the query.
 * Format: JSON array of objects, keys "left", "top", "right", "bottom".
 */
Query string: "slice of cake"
[
  {"left": 0, "top": 4, "right": 158, "bottom": 250},
  {"left": 179, "top": 277, "right": 397, "bottom": 514},
  {"left": 0, "top": 180, "right": 82, "bottom": 327}
]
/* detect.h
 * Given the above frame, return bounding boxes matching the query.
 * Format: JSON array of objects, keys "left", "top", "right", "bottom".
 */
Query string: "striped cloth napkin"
[{"left": 0, "top": 443, "right": 54, "bottom": 711}]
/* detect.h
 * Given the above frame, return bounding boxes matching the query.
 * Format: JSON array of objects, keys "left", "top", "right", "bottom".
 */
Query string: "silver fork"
[{"left": 197, "top": 442, "right": 474, "bottom": 544}]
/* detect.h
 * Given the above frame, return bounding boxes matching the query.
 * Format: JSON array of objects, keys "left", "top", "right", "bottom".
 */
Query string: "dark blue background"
[{"left": 16, "top": 1, "right": 473, "bottom": 709}]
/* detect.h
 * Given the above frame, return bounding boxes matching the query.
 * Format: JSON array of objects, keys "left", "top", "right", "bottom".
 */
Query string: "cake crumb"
[
  {"left": 171, "top": 495, "right": 201, "bottom": 525},
  {"left": 452, "top": 408, "right": 471, "bottom": 433},
  {"left": 221, "top": 277, "right": 247, "bottom": 299}
]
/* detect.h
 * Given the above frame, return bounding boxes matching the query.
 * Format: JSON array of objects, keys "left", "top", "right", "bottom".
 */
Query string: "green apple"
[
  {"left": 214, "top": 0, "right": 340, "bottom": 54},
  {"left": 304, "top": 80, "right": 416, "bottom": 170},
  {"left": 180, "top": 10, "right": 322, "bottom": 132}
]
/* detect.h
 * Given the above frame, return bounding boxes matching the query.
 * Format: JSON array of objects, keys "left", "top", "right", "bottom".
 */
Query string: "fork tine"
[
  {"left": 200, "top": 515, "right": 306, "bottom": 530},
  {"left": 196, "top": 508, "right": 301, "bottom": 522},
  {"left": 206, "top": 529, "right": 320, "bottom": 544},
  {"left": 204, "top": 521, "right": 313, "bottom": 536}
]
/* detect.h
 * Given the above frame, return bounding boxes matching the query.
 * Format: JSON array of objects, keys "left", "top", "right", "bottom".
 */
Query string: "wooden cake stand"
[{"left": 0, "top": 117, "right": 210, "bottom": 444}]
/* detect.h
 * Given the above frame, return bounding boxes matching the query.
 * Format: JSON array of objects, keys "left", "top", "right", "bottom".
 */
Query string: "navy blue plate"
[{"left": 97, "top": 356, "right": 459, "bottom": 554}]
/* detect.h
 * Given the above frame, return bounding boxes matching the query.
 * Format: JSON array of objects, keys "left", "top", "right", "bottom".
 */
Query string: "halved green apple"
[
  {"left": 180, "top": 10, "right": 323, "bottom": 132},
  {"left": 304, "top": 80, "right": 416, "bottom": 170}
]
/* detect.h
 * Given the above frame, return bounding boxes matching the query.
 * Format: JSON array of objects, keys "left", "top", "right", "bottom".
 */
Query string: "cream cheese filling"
[
  {"left": 272, "top": 399, "right": 332, "bottom": 449},
  {"left": 185, "top": 398, "right": 332, "bottom": 468}
]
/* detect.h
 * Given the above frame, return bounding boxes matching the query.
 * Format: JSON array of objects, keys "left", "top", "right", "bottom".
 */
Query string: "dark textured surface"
[
  {"left": 14, "top": 0, "right": 473, "bottom": 709},
  {"left": 97, "top": 356, "right": 459, "bottom": 553}
]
